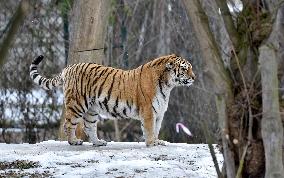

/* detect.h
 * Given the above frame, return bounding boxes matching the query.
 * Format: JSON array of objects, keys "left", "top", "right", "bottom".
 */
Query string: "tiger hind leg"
[
  {"left": 64, "top": 115, "right": 83, "bottom": 145},
  {"left": 83, "top": 111, "right": 107, "bottom": 146}
]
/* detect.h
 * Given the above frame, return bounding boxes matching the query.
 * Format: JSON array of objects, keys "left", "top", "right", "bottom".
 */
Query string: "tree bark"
[
  {"left": 68, "top": 0, "right": 110, "bottom": 64},
  {"left": 259, "top": 3, "right": 284, "bottom": 178},
  {"left": 182, "top": 0, "right": 234, "bottom": 177},
  {"left": 59, "top": 0, "right": 111, "bottom": 140}
]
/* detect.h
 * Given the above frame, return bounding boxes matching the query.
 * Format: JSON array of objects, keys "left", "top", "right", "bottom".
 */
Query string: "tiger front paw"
[
  {"left": 146, "top": 138, "right": 154, "bottom": 147},
  {"left": 146, "top": 139, "right": 166, "bottom": 147},
  {"left": 155, "top": 139, "right": 166, "bottom": 146}
]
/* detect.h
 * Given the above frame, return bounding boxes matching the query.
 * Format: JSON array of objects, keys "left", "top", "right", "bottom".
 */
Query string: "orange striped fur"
[{"left": 30, "top": 54, "right": 195, "bottom": 146}]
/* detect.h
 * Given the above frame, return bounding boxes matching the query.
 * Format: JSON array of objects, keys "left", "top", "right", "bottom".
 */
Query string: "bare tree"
[
  {"left": 183, "top": 0, "right": 284, "bottom": 177},
  {"left": 59, "top": 0, "right": 111, "bottom": 140},
  {"left": 0, "top": 0, "right": 30, "bottom": 66},
  {"left": 0, "top": 0, "right": 67, "bottom": 143}
]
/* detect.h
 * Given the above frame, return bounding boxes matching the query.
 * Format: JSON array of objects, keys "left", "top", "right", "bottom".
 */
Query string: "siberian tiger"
[{"left": 30, "top": 54, "right": 195, "bottom": 147}]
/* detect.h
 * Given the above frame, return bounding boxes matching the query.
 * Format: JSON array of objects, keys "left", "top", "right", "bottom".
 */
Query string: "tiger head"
[{"left": 165, "top": 55, "right": 196, "bottom": 87}]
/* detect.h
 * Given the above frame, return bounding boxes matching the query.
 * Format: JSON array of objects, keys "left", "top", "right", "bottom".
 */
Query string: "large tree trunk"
[
  {"left": 59, "top": 0, "right": 111, "bottom": 140},
  {"left": 68, "top": 0, "right": 110, "bottom": 64},
  {"left": 182, "top": 0, "right": 234, "bottom": 177},
  {"left": 259, "top": 3, "right": 284, "bottom": 178}
]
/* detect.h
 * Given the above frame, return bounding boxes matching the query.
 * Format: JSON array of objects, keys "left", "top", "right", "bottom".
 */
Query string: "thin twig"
[
  {"left": 200, "top": 120, "right": 223, "bottom": 178},
  {"left": 231, "top": 47, "right": 253, "bottom": 140},
  {"left": 236, "top": 143, "right": 249, "bottom": 178},
  {"left": 231, "top": 45, "right": 253, "bottom": 177}
]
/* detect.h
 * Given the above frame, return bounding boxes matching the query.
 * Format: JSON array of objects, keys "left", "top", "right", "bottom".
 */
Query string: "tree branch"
[
  {"left": 215, "top": 0, "right": 239, "bottom": 48},
  {"left": 0, "top": 0, "right": 30, "bottom": 67}
]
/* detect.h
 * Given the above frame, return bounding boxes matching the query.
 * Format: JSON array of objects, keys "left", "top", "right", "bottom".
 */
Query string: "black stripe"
[
  {"left": 91, "top": 97, "right": 96, "bottom": 104},
  {"left": 74, "top": 69, "right": 81, "bottom": 97},
  {"left": 80, "top": 64, "right": 87, "bottom": 96},
  {"left": 114, "top": 97, "right": 119, "bottom": 108},
  {"left": 69, "top": 107, "right": 82, "bottom": 118},
  {"left": 98, "top": 68, "right": 109, "bottom": 78},
  {"left": 90, "top": 78, "right": 100, "bottom": 98},
  {"left": 113, "top": 98, "right": 120, "bottom": 117},
  {"left": 83, "top": 93, "right": 88, "bottom": 110},
  {"left": 92, "top": 86, "right": 98, "bottom": 98},
  {"left": 133, "top": 70, "right": 136, "bottom": 81},
  {"left": 38, "top": 77, "right": 43, "bottom": 86},
  {"left": 32, "top": 74, "right": 39, "bottom": 80},
  {"left": 77, "top": 64, "right": 85, "bottom": 95},
  {"left": 88, "top": 112, "right": 98, "bottom": 116},
  {"left": 117, "top": 72, "right": 122, "bottom": 99},
  {"left": 87, "top": 65, "right": 101, "bottom": 97},
  {"left": 122, "top": 72, "right": 127, "bottom": 101},
  {"left": 126, "top": 100, "right": 132, "bottom": 111},
  {"left": 152, "top": 105, "right": 157, "bottom": 113},
  {"left": 155, "top": 59, "right": 166, "bottom": 66},
  {"left": 45, "top": 80, "right": 50, "bottom": 89},
  {"left": 73, "top": 104, "right": 83, "bottom": 114},
  {"left": 123, "top": 107, "right": 127, "bottom": 115},
  {"left": 106, "top": 70, "right": 118, "bottom": 100},
  {"left": 98, "top": 69, "right": 114, "bottom": 97},
  {"left": 159, "top": 80, "right": 166, "bottom": 99},
  {"left": 165, "top": 80, "right": 170, "bottom": 87},
  {"left": 76, "top": 102, "right": 86, "bottom": 113},
  {"left": 83, "top": 121, "right": 88, "bottom": 128},
  {"left": 136, "top": 105, "right": 140, "bottom": 114},
  {"left": 51, "top": 79, "right": 56, "bottom": 87},
  {"left": 139, "top": 65, "right": 147, "bottom": 101},
  {"left": 81, "top": 64, "right": 92, "bottom": 109},
  {"left": 102, "top": 98, "right": 109, "bottom": 112},
  {"left": 83, "top": 117, "right": 97, "bottom": 123},
  {"left": 32, "top": 55, "right": 44, "bottom": 65},
  {"left": 80, "top": 63, "right": 91, "bottom": 96},
  {"left": 70, "top": 121, "right": 77, "bottom": 126},
  {"left": 89, "top": 67, "right": 105, "bottom": 90},
  {"left": 93, "top": 65, "right": 102, "bottom": 72},
  {"left": 155, "top": 96, "right": 160, "bottom": 107},
  {"left": 123, "top": 108, "right": 130, "bottom": 118},
  {"left": 30, "top": 66, "right": 37, "bottom": 71},
  {"left": 84, "top": 119, "right": 97, "bottom": 123},
  {"left": 91, "top": 68, "right": 108, "bottom": 91},
  {"left": 112, "top": 112, "right": 123, "bottom": 119},
  {"left": 111, "top": 113, "right": 117, "bottom": 118},
  {"left": 98, "top": 102, "right": 104, "bottom": 110}
]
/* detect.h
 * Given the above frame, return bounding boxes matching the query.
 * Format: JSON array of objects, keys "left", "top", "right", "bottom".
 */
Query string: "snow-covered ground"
[{"left": 0, "top": 140, "right": 223, "bottom": 178}]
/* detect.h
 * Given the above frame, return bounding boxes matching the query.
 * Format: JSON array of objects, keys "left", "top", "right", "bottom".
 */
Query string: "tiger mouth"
[
  {"left": 182, "top": 79, "right": 194, "bottom": 86},
  {"left": 175, "top": 78, "right": 194, "bottom": 86}
]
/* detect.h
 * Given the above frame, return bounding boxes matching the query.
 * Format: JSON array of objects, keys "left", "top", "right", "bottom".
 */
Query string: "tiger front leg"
[
  {"left": 154, "top": 116, "right": 166, "bottom": 146},
  {"left": 142, "top": 113, "right": 158, "bottom": 147}
]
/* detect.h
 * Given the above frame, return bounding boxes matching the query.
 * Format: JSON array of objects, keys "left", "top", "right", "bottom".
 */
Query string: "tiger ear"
[{"left": 166, "top": 62, "right": 173, "bottom": 70}]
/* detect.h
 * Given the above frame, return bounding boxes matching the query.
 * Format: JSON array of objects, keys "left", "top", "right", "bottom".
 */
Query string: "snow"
[{"left": 0, "top": 140, "right": 223, "bottom": 178}]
